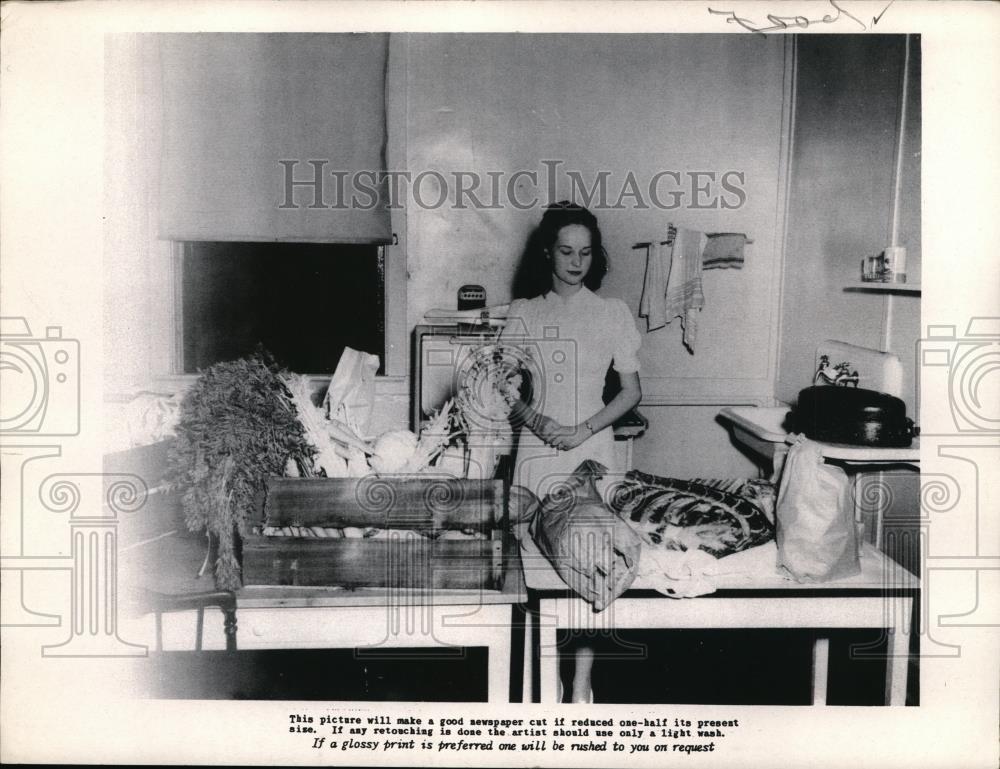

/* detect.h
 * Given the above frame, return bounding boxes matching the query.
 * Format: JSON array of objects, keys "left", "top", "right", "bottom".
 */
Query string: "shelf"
[
  {"left": 844, "top": 282, "right": 921, "bottom": 294},
  {"left": 718, "top": 406, "right": 791, "bottom": 443},
  {"left": 810, "top": 437, "right": 919, "bottom": 464}
]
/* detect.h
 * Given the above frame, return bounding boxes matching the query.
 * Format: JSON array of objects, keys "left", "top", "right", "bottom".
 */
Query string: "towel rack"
[{"left": 633, "top": 233, "right": 754, "bottom": 249}]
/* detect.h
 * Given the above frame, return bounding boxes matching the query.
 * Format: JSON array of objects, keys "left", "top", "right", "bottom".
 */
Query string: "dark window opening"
[{"left": 180, "top": 241, "right": 385, "bottom": 375}]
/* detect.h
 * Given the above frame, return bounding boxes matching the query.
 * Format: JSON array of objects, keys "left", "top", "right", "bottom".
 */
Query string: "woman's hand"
[
  {"left": 531, "top": 414, "right": 563, "bottom": 444},
  {"left": 534, "top": 416, "right": 592, "bottom": 450},
  {"left": 551, "top": 424, "right": 592, "bottom": 451}
]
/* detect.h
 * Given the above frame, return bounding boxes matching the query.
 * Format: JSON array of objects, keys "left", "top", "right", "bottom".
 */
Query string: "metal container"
[{"left": 793, "top": 385, "right": 916, "bottom": 447}]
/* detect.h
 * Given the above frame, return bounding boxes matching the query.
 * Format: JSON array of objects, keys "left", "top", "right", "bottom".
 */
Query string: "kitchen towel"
[
  {"left": 702, "top": 232, "right": 747, "bottom": 270},
  {"left": 638, "top": 239, "right": 667, "bottom": 332},
  {"left": 640, "top": 227, "right": 748, "bottom": 352},
  {"left": 636, "top": 541, "right": 780, "bottom": 598},
  {"left": 639, "top": 227, "right": 705, "bottom": 351},
  {"left": 661, "top": 226, "right": 707, "bottom": 353}
]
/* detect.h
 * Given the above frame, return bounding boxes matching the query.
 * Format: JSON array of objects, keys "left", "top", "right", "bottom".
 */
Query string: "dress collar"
[{"left": 544, "top": 285, "right": 593, "bottom": 306}]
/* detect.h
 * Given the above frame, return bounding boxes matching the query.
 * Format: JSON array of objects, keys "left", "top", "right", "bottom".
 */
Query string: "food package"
[
  {"left": 370, "top": 430, "right": 419, "bottom": 475},
  {"left": 323, "top": 347, "right": 380, "bottom": 436},
  {"left": 794, "top": 385, "right": 915, "bottom": 448},
  {"left": 529, "top": 460, "right": 642, "bottom": 611},
  {"left": 436, "top": 443, "right": 468, "bottom": 478},
  {"left": 774, "top": 436, "right": 860, "bottom": 581},
  {"left": 605, "top": 471, "right": 774, "bottom": 557}
]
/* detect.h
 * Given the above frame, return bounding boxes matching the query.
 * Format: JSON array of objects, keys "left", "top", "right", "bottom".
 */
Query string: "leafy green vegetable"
[{"left": 167, "top": 351, "right": 317, "bottom": 589}]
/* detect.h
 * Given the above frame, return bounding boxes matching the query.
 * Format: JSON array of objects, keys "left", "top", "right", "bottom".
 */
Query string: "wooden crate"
[{"left": 242, "top": 475, "right": 506, "bottom": 590}]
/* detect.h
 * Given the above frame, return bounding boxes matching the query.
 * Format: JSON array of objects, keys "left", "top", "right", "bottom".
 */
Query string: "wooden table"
[
  {"left": 120, "top": 531, "right": 527, "bottom": 703},
  {"left": 519, "top": 532, "right": 919, "bottom": 705}
]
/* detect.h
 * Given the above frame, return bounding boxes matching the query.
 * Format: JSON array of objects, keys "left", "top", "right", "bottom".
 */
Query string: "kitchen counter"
[{"left": 719, "top": 405, "right": 920, "bottom": 478}]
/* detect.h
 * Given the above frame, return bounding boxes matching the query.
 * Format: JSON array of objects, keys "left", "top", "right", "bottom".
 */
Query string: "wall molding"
[
  {"left": 106, "top": 373, "right": 411, "bottom": 402},
  {"left": 639, "top": 375, "right": 775, "bottom": 406},
  {"left": 770, "top": 36, "right": 798, "bottom": 410}
]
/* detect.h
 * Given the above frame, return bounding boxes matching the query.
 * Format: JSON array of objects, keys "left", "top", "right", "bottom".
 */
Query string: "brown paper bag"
[
  {"left": 529, "top": 460, "right": 642, "bottom": 611},
  {"left": 323, "top": 347, "right": 379, "bottom": 435},
  {"left": 775, "top": 437, "right": 860, "bottom": 581}
]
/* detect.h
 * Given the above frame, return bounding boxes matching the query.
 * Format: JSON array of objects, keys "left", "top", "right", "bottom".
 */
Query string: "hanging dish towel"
[
  {"left": 639, "top": 227, "right": 746, "bottom": 352},
  {"left": 666, "top": 227, "right": 708, "bottom": 352},
  {"left": 638, "top": 240, "right": 668, "bottom": 331},
  {"left": 702, "top": 232, "right": 747, "bottom": 270},
  {"left": 639, "top": 225, "right": 707, "bottom": 353}
]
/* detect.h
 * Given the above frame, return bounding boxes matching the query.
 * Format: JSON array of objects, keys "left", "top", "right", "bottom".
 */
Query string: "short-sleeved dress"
[{"left": 502, "top": 287, "right": 642, "bottom": 499}]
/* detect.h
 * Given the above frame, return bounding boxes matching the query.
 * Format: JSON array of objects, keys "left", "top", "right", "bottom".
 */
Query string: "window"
[
  {"left": 104, "top": 33, "right": 406, "bottom": 388},
  {"left": 179, "top": 241, "right": 385, "bottom": 375}
]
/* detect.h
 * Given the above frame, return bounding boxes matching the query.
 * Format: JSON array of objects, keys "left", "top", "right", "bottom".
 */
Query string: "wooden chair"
[{"left": 142, "top": 589, "right": 238, "bottom": 651}]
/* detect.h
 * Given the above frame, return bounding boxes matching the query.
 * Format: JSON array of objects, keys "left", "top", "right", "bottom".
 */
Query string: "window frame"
[
  {"left": 145, "top": 33, "right": 410, "bottom": 394},
  {"left": 161, "top": 238, "right": 407, "bottom": 384},
  {"left": 171, "top": 240, "right": 386, "bottom": 376}
]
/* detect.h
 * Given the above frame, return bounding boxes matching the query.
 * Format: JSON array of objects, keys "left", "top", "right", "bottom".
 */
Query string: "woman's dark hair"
[{"left": 511, "top": 201, "right": 609, "bottom": 299}]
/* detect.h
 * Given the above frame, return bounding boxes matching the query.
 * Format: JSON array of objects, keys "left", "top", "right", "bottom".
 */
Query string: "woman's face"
[{"left": 548, "top": 224, "right": 593, "bottom": 290}]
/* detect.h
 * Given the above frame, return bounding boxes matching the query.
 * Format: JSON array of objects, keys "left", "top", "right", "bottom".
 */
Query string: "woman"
[{"left": 503, "top": 201, "right": 642, "bottom": 702}]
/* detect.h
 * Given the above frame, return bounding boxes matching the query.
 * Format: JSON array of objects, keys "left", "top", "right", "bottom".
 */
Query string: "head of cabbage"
[{"left": 369, "top": 429, "right": 419, "bottom": 475}]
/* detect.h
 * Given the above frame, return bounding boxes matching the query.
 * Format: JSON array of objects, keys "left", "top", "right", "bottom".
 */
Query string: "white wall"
[
  {"left": 776, "top": 37, "right": 921, "bottom": 571},
  {"left": 776, "top": 36, "right": 921, "bottom": 409},
  {"left": 107, "top": 34, "right": 803, "bottom": 480},
  {"left": 402, "top": 34, "right": 790, "bottom": 477},
  {"left": 104, "top": 36, "right": 174, "bottom": 396}
]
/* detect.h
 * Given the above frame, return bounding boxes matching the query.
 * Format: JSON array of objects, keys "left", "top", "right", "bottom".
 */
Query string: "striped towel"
[
  {"left": 640, "top": 225, "right": 707, "bottom": 353},
  {"left": 664, "top": 226, "right": 707, "bottom": 352},
  {"left": 639, "top": 239, "right": 668, "bottom": 332},
  {"left": 702, "top": 232, "right": 747, "bottom": 270},
  {"left": 639, "top": 227, "right": 746, "bottom": 353}
]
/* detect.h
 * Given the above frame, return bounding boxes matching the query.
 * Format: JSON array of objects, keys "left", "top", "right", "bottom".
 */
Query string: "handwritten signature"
[{"left": 707, "top": 0, "right": 868, "bottom": 33}]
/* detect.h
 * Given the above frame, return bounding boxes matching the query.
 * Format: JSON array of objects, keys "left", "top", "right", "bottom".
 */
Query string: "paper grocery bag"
[
  {"left": 530, "top": 460, "right": 642, "bottom": 611},
  {"left": 775, "top": 436, "right": 860, "bottom": 582},
  {"left": 323, "top": 347, "right": 380, "bottom": 436}
]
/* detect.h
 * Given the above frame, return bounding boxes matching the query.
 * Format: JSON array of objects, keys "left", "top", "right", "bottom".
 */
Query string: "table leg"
[
  {"left": 539, "top": 599, "right": 559, "bottom": 704},
  {"left": 487, "top": 607, "right": 513, "bottom": 704},
  {"left": 812, "top": 637, "right": 830, "bottom": 705},
  {"left": 522, "top": 602, "right": 534, "bottom": 702},
  {"left": 885, "top": 597, "right": 912, "bottom": 705},
  {"left": 771, "top": 445, "right": 789, "bottom": 484}
]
